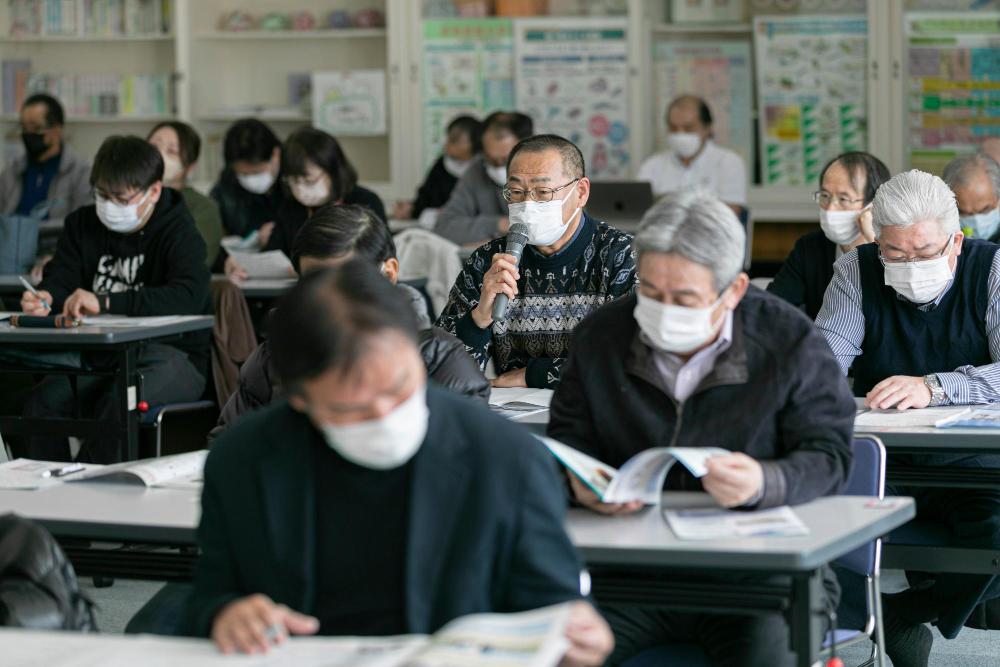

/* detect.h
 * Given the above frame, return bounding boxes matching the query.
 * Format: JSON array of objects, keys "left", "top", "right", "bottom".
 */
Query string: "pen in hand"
[{"left": 18, "top": 275, "right": 49, "bottom": 311}]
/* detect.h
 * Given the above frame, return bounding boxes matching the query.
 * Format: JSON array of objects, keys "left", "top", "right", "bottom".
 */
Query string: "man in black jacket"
[
  {"left": 20, "top": 135, "right": 211, "bottom": 463},
  {"left": 212, "top": 205, "right": 489, "bottom": 438},
  {"left": 184, "top": 261, "right": 613, "bottom": 666},
  {"left": 548, "top": 191, "right": 855, "bottom": 666}
]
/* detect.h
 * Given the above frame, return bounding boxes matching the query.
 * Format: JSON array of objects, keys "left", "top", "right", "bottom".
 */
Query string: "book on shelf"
[{"left": 7, "top": 0, "right": 172, "bottom": 37}]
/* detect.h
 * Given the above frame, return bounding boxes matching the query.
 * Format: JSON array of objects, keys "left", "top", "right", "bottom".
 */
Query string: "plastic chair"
[{"left": 622, "top": 436, "right": 888, "bottom": 667}]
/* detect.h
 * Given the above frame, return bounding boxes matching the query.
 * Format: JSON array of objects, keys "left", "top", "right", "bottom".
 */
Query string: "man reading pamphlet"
[{"left": 547, "top": 192, "right": 855, "bottom": 666}]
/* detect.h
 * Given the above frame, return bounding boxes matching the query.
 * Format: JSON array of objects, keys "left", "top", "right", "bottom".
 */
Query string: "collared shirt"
[
  {"left": 637, "top": 140, "right": 748, "bottom": 206},
  {"left": 815, "top": 248, "right": 1000, "bottom": 404},
  {"left": 646, "top": 310, "right": 735, "bottom": 403}
]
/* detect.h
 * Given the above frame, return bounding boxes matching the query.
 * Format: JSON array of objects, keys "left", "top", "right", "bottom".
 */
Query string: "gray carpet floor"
[{"left": 82, "top": 571, "right": 998, "bottom": 666}]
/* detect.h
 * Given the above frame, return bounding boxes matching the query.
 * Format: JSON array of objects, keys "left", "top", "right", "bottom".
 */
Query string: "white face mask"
[
  {"left": 882, "top": 240, "right": 955, "bottom": 304},
  {"left": 667, "top": 132, "right": 703, "bottom": 159},
  {"left": 96, "top": 191, "right": 150, "bottom": 234},
  {"left": 634, "top": 292, "right": 723, "bottom": 355},
  {"left": 316, "top": 384, "right": 429, "bottom": 470},
  {"left": 443, "top": 155, "right": 473, "bottom": 179},
  {"left": 819, "top": 207, "right": 863, "bottom": 246},
  {"left": 290, "top": 178, "right": 332, "bottom": 208},
  {"left": 485, "top": 164, "right": 507, "bottom": 187},
  {"left": 960, "top": 207, "right": 1000, "bottom": 241},
  {"left": 161, "top": 154, "right": 185, "bottom": 184},
  {"left": 236, "top": 169, "right": 276, "bottom": 195},
  {"left": 507, "top": 186, "right": 581, "bottom": 247}
]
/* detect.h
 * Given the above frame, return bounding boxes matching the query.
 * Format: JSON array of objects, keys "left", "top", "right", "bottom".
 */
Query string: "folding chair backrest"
[{"left": 833, "top": 435, "right": 886, "bottom": 576}]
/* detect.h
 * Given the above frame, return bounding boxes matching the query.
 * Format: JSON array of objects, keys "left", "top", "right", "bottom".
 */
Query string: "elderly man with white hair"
[
  {"left": 816, "top": 168, "right": 1000, "bottom": 667},
  {"left": 943, "top": 152, "right": 1000, "bottom": 242},
  {"left": 549, "top": 190, "right": 855, "bottom": 667}
]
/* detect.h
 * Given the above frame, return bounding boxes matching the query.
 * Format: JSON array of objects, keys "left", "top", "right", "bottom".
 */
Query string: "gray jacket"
[
  {"left": 435, "top": 156, "right": 508, "bottom": 245},
  {"left": 0, "top": 144, "right": 93, "bottom": 234}
]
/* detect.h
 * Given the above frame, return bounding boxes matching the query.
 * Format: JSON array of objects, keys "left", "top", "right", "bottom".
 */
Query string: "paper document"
[
  {"left": 664, "top": 506, "right": 810, "bottom": 540},
  {"left": 0, "top": 459, "right": 97, "bottom": 490},
  {"left": 81, "top": 315, "right": 199, "bottom": 328},
  {"left": 220, "top": 232, "right": 260, "bottom": 252},
  {"left": 0, "top": 312, "right": 12, "bottom": 322},
  {"left": 68, "top": 450, "right": 207, "bottom": 488},
  {"left": 490, "top": 388, "right": 553, "bottom": 410},
  {"left": 227, "top": 249, "right": 296, "bottom": 279},
  {"left": 541, "top": 437, "right": 729, "bottom": 505},
  {"left": 855, "top": 406, "right": 969, "bottom": 428},
  {"left": 936, "top": 406, "right": 1000, "bottom": 429}
]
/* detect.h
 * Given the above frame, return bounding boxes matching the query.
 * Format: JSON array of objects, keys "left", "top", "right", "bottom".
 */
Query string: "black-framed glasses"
[
  {"left": 502, "top": 178, "right": 579, "bottom": 204},
  {"left": 813, "top": 191, "right": 865, "bottom": 208},
  {"left": 878, "top": 236, "right": 953, "bottom": 265}
]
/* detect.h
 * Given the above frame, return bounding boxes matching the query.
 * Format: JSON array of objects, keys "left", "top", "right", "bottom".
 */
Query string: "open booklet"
[
  {"left": 540, "top": 437, "right": 728, "bottom": 505},
  {"left": 3, "top": 603, "right": 572, "bottom": 667},
  {"left": 490, "top": 388, "right": 553, "bottom": 420},
  {"left": 67, "top": 450, "right": 207, "bottom": 489},
  {"left": 0, "top": 459, "right": 101, "bottom": 490},
  {"left": 227, "top": 249, "right": 295, "bottom": 279},
  {"left": 935, "top": 405, "right": 1000, "bottom": 429},
  {"left": 664, "top": 506, "right": 809, "bottom": 541}
]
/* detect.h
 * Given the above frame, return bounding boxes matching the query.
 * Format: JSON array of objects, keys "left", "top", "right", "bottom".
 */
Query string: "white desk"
[
  {"left": 0, "top": 316, "right": 214, "bottom": 461},
  {"left": 0, "top": 483, "right": 913, "bottom": 667},
  {"left": 0, "top": 628, "right": 428, "bottom": 667}
]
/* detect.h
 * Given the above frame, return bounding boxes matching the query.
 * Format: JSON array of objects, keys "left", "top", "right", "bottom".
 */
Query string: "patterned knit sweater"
[{"left": 436, "top": 213, "right": 638, "bottom": 389}]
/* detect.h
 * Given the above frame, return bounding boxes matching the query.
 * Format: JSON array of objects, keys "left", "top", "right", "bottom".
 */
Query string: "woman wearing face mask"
[
  {"left": 265, "top": 127, "right": 386, "bottom": 256},
  {"left": 210, "top": 119, "right": 286, "bottom": 245},
  {"left": 392, "top": 115, "right": 483, "bottom": 221},
  {"left": 768, "top": 151, "right": 891, "bottom": 320},
  {"left": 211, "top": 203, "right": 490, "bottom": 439},
  {"left": 148, "top": 121, "right": 224, "bottom": 268}
]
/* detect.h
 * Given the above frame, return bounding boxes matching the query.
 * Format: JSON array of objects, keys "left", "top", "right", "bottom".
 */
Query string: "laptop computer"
[{"left": 585, "top": 181, "right": 655, "bottom": 231}]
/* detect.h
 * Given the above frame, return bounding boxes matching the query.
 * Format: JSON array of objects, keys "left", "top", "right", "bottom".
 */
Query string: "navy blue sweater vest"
[{"left": 852, "top": 239, "right": 996, "bottom": 396}]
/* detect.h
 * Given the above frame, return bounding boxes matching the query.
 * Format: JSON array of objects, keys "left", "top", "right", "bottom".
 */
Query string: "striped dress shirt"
[{"left": 815, "top": 248, "right": 1000, "bottom": 405}]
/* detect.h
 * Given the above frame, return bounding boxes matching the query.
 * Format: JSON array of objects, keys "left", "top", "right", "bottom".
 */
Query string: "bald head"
[{"left": 666, "top": 96, "right": 713, "bottom": 134}]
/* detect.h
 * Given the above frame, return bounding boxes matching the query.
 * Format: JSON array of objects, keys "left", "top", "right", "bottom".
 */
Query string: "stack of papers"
[
  {"left": 854, "top": 406, "right": 969, "bottom": 428},
  {"left": 664, "top": 506, "right": 810, "bottom": 541}
]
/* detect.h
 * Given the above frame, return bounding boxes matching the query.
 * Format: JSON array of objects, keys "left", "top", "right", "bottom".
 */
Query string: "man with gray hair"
[
  {"left": 549, "top": 190, "right": 854, "bottom": 666},
  {"left": 816, "top": 168, "right": 1000, "bottom": 667},
  {"left": 943, "top": 152, "right": 1000, "bottom": 242}
]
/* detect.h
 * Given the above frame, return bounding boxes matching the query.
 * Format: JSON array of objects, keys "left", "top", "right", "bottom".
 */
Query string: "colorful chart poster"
[
  {"left": 754, "top": 15, "right": 868, "bottom": 186},
  {"left": 651, "top": 40, "right": 754, "bottom": 168},
  {"left": 514, "top": 18, "right": 630, "bottom": 179},
  {"left": 906, "top": 13, "right": 1000, "bottom": 175},
  {"left": 311, "top": 70, "right": 386, "bottom": 136},
  {"left": 421, "top": 19, "right": 515, "bottom": 170}
]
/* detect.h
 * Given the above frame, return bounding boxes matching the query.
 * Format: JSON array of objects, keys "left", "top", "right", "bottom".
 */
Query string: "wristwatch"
[{"left": 923, "top": 374, "right": 947, "bottom": 407}]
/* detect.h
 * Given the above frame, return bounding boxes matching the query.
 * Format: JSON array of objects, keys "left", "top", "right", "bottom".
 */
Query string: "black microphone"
[{"left": 491, "top": 222, "right": 530, "bottom": 322}]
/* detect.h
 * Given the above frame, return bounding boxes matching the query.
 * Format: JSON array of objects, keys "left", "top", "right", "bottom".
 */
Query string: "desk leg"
[
  {"left": 116, "top": 346, "right": 139, "bottom": 461},
  {"left": 790, "top": 570, "right": 823, "bottom": 667}
]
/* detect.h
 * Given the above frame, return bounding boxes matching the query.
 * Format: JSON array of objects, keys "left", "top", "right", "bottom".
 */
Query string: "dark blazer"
[
  {"left": 767, "top": 230, "right": 838, "bottom": 320},
  {"left": 184, "top": 386, "right": 584, "bottom": 637},
  {"left": 549, "top": 287, "right": 855, "bottom": 509}
]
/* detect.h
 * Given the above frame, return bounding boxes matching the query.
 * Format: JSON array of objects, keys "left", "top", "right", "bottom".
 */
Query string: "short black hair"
[
  {"left": 819, "top": 151, "right": 891, "bottom": 205},
  {"left": 667, "top": 95, "right": 713, "bottom": 127},
  {"left": 507, "top": 134, "right": 585, "bottom": 179},
  {"left": 22, "top": 93, "right": 65, "bottom": 127},
  {"left": 291, "top": 204, "right": 396, "bottom": 272},
  {"left": 148, "top": 121, "right": 201, "bottom": 168},
  {"left": 223, "top": 118, "right": 281, "bottom": 165},
  {"left": 269, "top": 259, "right": 419, "bottom": 392},
  {"left": 447, "top": 114, "right": 483, "bottom": 153},
  {"left": 89, "top": 135, "right": 164, "bottom": 193},
  {"left": 482, "top": 111, "right": 534, "bottom": 141},
  {"left": 282, "top": 127, "right": 358, "bottom": 201}
]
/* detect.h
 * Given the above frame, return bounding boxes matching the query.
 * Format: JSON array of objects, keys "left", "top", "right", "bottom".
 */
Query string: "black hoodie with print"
[{"left": 39, "top": 187, "right": 212, "bottom": 375}]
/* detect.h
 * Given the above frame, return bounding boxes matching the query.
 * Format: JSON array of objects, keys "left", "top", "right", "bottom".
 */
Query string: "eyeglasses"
[
  {"left": 878, "top": 237, "right": 953, "bottom": 265},
  {"left": 813, "top": 191, "right": 865, "bottom": 208},
  {"left": 502, "top": 178, "right": 579, "bottom": 204}
]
